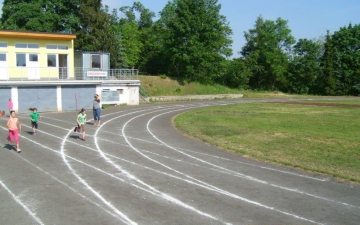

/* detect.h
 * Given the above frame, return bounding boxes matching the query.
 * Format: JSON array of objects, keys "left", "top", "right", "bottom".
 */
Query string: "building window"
[
  {"left": 0, "top": 53, "right": 6, "bottom": 61},
  {"left": 16, "top": 54, "right": 26, "bottom": 66},
  {"left": 29, "top": 54, "right": 38, "bottom": 62},
  {"left": 46, "top": 45, "right": 57, "bottom": 49},
  {"left": 15, "top": 43, "right": 39, "bottom": 49},
  {"left": 47, "top": 55, "right": 56, "bottom": 67},
  {"left": 58, "top": 45, "right": 68, "bottom": 50},
  {"left": 0, "top": 43, "right": 7, "bottom": 48},
  {"left": 15, "top": 43, "right": 27, "bottom": 48},
  {"left": 46, "top": 44, "right": 68, "bottom": 50},
  {"left": 91, "top": 54, "right": 101, "bottom": 69},
  {"left": 28, "top": 44, "right": 40, "bottom": 49}
]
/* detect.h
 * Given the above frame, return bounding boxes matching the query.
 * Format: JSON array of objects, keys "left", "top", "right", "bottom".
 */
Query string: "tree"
[
  {"left": 156, "top": 0, "right": 233, "bottom": 83},
  {"left": 220, "top": 58, "right": 251, "bottom": 89},
  {"left": 331, "top": 24, "right": 360, "bottom": 95},
  {"left": 117, "top": 2, "right": 154, "bottom": 70},
  {"left": 241, "top": 16, "right": 295, "bottom": 90},
  {"left": 1, "top": 0, "right": 81, "bottom": 32},
  {"left": 287, "top": 38, "right": 322, "bottom": 94},
  {"left": 316, "top": 31, "right": 336, "bottom": 95},
  {"left": 118, "top": 21, "right": 143, "bottom": 70}
]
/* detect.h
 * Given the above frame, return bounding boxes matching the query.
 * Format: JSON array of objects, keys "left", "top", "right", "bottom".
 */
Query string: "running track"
[{"left": 0, "top": 99, "right": 359, "bottom": 225}]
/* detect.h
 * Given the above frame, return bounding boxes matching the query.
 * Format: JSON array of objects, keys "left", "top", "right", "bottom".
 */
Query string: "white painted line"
[
  {"left": 17, "top": 155, "right": 129, "bottom": 221},
  {"left": 119, "top": 108, "right": 321, "bottom": 224},
  {"left": 60, "top": 129, "right": 138, "bottom": 225},
  {"left": 0, "top": 180, "right": 45, "bottom": 225},
  {"left": 93, "top": 107, "right": 224, "bottom": 223}
]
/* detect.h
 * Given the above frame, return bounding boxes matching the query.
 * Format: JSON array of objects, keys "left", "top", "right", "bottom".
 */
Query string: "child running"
[
  {"left": 30, "top": 108, "right": 41, "bottom": 135},
  {"left": 76, "top": 108, "right": 87, "bottom": 141},
  {"left": 7, "top": 110, "right": 21, "bottom": 153}
]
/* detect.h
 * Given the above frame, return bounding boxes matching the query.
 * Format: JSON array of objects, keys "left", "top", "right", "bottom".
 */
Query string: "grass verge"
[
  {"left": 174, "top": 100, "right": 360, "bottom": 183},
  {"left": 139, "top": 75, "right": 307, "bottom": 98}
]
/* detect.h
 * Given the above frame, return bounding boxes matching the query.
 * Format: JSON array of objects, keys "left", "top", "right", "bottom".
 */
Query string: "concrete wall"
[{"left": 1, "top": 80, "right": 141, "bottom": 113}]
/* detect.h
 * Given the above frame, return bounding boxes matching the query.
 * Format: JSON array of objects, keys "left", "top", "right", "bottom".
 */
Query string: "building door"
[
  {"left": 27, "top": 53, "right": 40, "bottom": 79},
  {"left": 18, "top": 86, "right": 57, "bottom": 113},
  {"left": 59, "top": 54, "right": 68, "bottom": 79},
  {"left": 0, "top": 53, "right": 8, "bottom": 79}
]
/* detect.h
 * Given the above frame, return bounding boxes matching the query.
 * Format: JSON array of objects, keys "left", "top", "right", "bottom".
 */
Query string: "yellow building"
[
  {"left": 0, "top": 30, "right": 76, "bottom": 80},
  {"left": 0, "top": 30, "right": 140, "bottom": 113}
]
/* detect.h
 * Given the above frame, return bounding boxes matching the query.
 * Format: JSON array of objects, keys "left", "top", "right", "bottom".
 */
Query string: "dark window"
[
  {"left": 28, "top": 44, "right": 39, "bottom": 49},
  {"left": 29, "top": 54, "right": 38, "bottom": 62},
  {"left": 46, "top": 45, "right": 57, "bottom": 49},
  {"left": 0, "top": 53, "right": 6, "bottom": 61},
  {"left": 47, "top": 55, "right": 56, "bottom": 67},
  {"left": 91, "top": 54, "right": 101, "bottom": 68},
  {"left": 58, "top": 45, "right": 68, "bottom": 50},
  {"left": 15, "top": 43, "right": 27, "bottom": 48},
  {"left": 16, "top": 54, "right": 26, "bottom": 66}
]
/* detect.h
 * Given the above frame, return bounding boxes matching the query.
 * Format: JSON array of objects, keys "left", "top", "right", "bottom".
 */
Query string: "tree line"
[{"left": 1, "top": 0, "right": 359, "bottom": 95}]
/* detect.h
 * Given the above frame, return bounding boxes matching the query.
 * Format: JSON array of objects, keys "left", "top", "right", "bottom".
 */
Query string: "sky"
[{"left": 1, "top": 0, "right": 360, "bottom": 58}]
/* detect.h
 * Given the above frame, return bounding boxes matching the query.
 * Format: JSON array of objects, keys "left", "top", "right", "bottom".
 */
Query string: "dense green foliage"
[{"left": 1, "top": 0, "right": 359, "bottom": 96}]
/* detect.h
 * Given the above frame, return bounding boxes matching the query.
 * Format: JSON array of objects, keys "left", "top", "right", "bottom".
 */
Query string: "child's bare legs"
[
  {"left": 80, "top": 125, "right": 86, "bottom": 141},
  {"left": 10, "top": 130, "right": 20, "bottom": 152}
]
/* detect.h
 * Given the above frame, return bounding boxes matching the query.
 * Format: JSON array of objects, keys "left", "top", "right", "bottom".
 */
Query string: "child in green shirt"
[
  {"left": 30, "top": 108, "right": 41, "bottom": 135},
  {"left": 76, "top": 108, "right": 87, "bottom": 141}
]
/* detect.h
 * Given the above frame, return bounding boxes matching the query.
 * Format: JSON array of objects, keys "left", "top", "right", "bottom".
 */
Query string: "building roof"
[{"left": 0, "top": 30, "right": 76, "bottom": 41}]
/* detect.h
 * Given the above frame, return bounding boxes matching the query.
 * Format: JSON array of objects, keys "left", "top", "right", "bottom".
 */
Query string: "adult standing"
[{"left": 93, "top": 94, "right": 101, "bottom": 126}]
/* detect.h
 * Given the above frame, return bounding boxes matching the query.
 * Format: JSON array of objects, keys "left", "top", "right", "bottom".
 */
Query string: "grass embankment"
[
  {"left": 139, "top": 75, "right": 306, "bottom": 98},
  {"left": 175, "top": 100, "right": 360, "bottom": 183}
]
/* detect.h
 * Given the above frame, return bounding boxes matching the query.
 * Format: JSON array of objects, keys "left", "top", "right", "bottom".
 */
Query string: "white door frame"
[
  {"left": 0, "top": 53, "right": 8, "bottom": 80},
  {"left": 27, "top": 53, "right": 40, "bottom": 79}
]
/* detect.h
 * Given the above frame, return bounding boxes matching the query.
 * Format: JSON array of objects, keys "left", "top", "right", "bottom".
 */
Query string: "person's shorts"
[
  {"left": 80, "top": 124, "right": 85, "bottom": 132},
  {"left": 31, "top": 121, "right": 38, "bottom": 129}
]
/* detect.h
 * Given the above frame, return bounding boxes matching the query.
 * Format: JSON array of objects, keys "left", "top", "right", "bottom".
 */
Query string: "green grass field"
[{"left": 174, "top": 101, "right": 360, "bottom": 182}]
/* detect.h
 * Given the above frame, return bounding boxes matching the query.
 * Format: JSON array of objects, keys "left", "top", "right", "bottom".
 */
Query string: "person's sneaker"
[
  {"left": 33, "top": 132, "right": 36, "bottom": 136},
  {"left": 17, "top": 149, "right": 21, "bottom": 153}
]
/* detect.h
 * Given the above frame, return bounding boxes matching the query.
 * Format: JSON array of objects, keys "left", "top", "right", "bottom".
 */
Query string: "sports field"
[{"left": 0, "top": 99, "right": 359, "bottom": 225}]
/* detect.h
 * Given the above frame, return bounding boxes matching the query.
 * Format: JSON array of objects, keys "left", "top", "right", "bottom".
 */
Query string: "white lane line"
[
  {"left": 178, "top": 148, "right": 329, "bottom": 181},
  {"left": 15, "top": 154, "right": 128, "bottom": 221},
  {"left": 93, "top": 109, "right": 224, "bottom": 223},
  {"left": 3, "top": 106, "right": 356, "bottom": 212},
  {"left": 0, "top": 114, "right": 332, "bottom": 224},
  {"left": 16, "top": 105, "right": 358, "bottom": 211},
  {"left": 0, "top": 126, "right": 134, "bottom": 224},
  {"left": 142, "top": 108, "right": 360, "bottom": 208},
  {"left": 119, "top": 109, "right": 321, "bottom": 224},
  {"left": 0, "top": 180, "right": 45, "bottom": 225},
  {"left": 60, "top": 129, "right": 138, "bottom": 225},
  {"left": 5, "top": 124, "right": 226, "bottom": 224},
  {"left": 7, "top": 109, "right": 225, "bottom": 224}
]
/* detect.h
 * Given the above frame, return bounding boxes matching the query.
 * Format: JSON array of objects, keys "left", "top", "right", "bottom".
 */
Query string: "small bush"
[{"left": 160, "top": 74, "right": 167, "bottom": 79}]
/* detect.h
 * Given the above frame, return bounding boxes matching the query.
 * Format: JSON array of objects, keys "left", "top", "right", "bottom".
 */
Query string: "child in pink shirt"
[
  {"left": 7, "top": 110, "right": 21, "bottom": 153},
  {"left": 7, "top": 98, "right": 13, "bottom": 116}
]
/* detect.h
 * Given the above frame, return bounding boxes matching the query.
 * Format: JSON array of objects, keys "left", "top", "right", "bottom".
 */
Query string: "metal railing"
[{"left": 0, "top": 67, "right": 139, "bottom": 81}]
